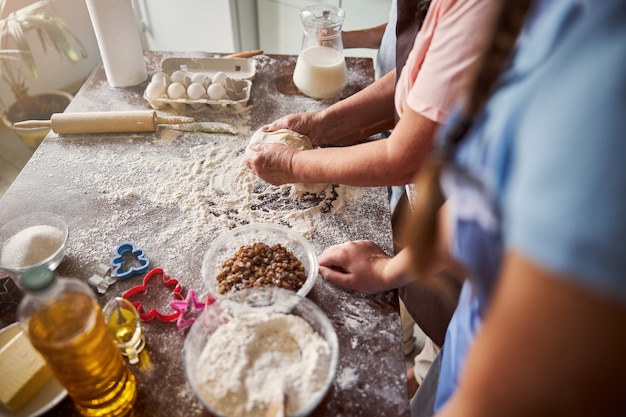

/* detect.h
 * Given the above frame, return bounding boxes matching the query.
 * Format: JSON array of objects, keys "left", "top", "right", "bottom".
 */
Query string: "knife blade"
[{"left": 160, "top": 122, "right": 237, "bottom": 134}]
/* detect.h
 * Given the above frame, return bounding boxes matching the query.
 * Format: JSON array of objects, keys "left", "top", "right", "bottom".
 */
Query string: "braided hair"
[{"left": 402, "top": 0, "right": 533, "bottom": 278}]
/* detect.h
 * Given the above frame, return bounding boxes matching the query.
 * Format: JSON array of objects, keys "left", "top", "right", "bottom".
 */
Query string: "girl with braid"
[{"left": 319, "top": 0, "right": 626, "bottom": 416}]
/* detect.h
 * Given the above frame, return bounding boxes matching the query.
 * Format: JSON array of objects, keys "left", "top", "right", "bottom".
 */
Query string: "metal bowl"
[
  {"left": 184, "top": 287, "right": 339, "bottom": 417},
  {"left": 202, "top": 223, "right": 318, "bottom": 298}
]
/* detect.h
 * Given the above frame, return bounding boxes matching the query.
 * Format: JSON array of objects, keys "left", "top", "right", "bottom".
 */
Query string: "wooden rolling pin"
[
  {"left": 223, "top": 49, "right": 263, "bottom": 58},
  {"left": 12, "top": 110, "right": 194, "bottom": 134}
]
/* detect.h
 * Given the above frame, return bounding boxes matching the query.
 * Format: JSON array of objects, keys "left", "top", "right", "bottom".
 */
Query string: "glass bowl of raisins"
[{"left": 202, "top": 223, "right": 318, "bottom": 299}]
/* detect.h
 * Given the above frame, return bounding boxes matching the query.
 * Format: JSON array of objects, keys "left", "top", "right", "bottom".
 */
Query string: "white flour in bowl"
[{"left": 196, "top": 312, "right": 331, "bottom": 417}]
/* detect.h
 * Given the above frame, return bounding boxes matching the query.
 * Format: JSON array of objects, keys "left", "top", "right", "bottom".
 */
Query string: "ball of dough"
[
  {"left": 207, "top": 83, "right": 227, "bottom": 100},
  {"left": 247, "top": 128, "right": 328, "bottom": 195},
  {"left": 167, "top": 82, "right": 187, "bottom": 99}
]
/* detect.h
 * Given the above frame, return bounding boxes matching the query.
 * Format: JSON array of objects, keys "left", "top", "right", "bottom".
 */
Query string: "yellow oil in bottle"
[{"left": 27, "top": 291, "right": 137, "bottom": 417}]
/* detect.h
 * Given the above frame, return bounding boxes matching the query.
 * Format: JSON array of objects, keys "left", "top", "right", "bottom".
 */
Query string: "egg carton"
[{"left": 144, "top": 57, "right": 256, "bottom": 111}]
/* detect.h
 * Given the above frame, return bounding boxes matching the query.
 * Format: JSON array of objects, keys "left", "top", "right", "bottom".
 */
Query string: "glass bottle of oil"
[{"left": 17, "top": 267, "right": 137, "bottom": 417}]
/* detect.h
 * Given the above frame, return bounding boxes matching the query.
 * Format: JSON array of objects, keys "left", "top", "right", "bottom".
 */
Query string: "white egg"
[
  {"left": 167, "top": 82, "right": 187, "bottom": 99},
  {"left": 211, "top": 71, "right": 229, "bottom": 86},
  {"left": 187, "top": 82, "right": 207, "bottom": 100},
  {"left": 145, "top": 81, "right": 166, "bottom": 99},
  {"left": 151, "top": 71, "right": 168, "bottom": 85},
  {"left": 170, "top": 70, "right": 190, "bottom": 86},
  {"left": 207, "top": 83, "right": 227, "bottom": 100},
  {"left": 190, "top": 73, "right": 210, "bottom": 87}
]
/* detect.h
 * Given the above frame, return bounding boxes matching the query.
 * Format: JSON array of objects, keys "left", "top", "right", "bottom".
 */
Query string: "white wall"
[{"left": 0, "top": 0, "right": 100, "bottom": 109}]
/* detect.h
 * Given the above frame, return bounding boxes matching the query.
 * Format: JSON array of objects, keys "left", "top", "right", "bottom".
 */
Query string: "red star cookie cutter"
[{"left": 122, "top": 267, "right": 183, "bottom": 322}]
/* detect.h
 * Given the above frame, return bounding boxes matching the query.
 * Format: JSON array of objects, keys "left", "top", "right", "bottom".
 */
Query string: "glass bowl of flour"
[
  {"left": 0, "top": 212, "right": 69, "bottom": 274},
  {"left": 184, "top": 287, "right": 339, "bottom": 417},
  {"left": 202, "top": 223, "right": 318, "bottom": 299}
]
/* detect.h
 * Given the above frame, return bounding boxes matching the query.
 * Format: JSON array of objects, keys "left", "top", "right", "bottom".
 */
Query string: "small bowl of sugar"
[
  {"left": 184, "top": 287, "right": 339, "bottom": 417},
  {"left": 0, "top": 212, "right": 69, "bottom": 273}
]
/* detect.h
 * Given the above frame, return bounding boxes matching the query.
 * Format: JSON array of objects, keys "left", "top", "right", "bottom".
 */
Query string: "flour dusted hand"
[
  {"left": 244, "top": 128, "right": 328, "bottom": 194},
  {"left": 318, "top": 240, "right": 395, "bottom": 294},
  {"left": 261, "top": 112, "right": 328, "bottom": 147}
]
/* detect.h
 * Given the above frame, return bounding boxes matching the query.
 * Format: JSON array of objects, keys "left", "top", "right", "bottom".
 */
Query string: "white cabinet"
[
  {"left": 131, "top": 0, "right": 390, "bottom": 57},
  {"left": 341, "top": 0, "right": 393, "bottom": 58},
  {"left": 257, "top": 0, "right": 391, "bottom": 58},
  {"left": 341, "top": 0, "right": 391, "bottom": 29},
  {"left": 133, "top": 0, "right": 258, "bottom": 53},
  {"left": 257, "top": 0, "right": 339, "bottom": 56}
]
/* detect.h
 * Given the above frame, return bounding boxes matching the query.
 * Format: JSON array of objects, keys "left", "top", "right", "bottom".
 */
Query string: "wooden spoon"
[{"left": 265, "top": 386, "right": 285, "bottom": 417}]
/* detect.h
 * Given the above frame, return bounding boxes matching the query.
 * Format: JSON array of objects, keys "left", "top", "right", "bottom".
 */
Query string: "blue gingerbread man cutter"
[{"left": 111, "top": 242, "right": 150, "bottom": 280}]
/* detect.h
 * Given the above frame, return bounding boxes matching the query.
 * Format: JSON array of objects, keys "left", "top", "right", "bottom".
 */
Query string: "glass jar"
[{"left": 293, "top": 4, "right": 348, "bottom": 99}]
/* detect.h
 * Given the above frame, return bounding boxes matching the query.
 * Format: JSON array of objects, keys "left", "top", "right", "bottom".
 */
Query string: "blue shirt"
[
  {"left": 375, "top": 0, "right": 397, "bottom": 80},
  {"left": 434, "top": 0, "right": 626, "bottom": 410}
]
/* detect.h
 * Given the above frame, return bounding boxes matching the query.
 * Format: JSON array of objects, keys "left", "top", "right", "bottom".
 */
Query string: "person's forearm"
[
  {"left": 293, "top": 103, "right": 437, "bottom": 186},
  {"left": 317, "top": 70, "right": 396, "bottom": 145},
  {"left": 382, "top": 248, "right": 416, "bottom": 286},
  {"left": 436, "top": 252, "right": 626, "bottom": 417},
  {"left": 342, "top": 23, "right": 388, "bottom": 49},
  {"left": 291, "top": 138, "right": 413, "bottom": 186}
]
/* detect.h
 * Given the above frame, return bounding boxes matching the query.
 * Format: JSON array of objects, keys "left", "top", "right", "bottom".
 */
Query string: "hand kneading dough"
[{"left": 247, "top": 128, "right": 328, "bottom": 195}]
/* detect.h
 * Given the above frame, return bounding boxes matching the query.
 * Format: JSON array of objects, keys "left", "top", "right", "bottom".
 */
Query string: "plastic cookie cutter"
[
  {"left": 87, "top": 263, "right": 118, "bottom": 294},
  {"left": 169, "top": 290, "right": 216, "bottom": 330},
  {"left": 111, "top": 242, "right": 150, "bottom": 280},
  {"left": 122, "top": 267, "right": 184, "bottom": 322}
]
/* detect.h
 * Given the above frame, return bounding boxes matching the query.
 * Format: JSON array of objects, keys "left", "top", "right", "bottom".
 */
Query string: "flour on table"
[
  {"left": 196, "top": 312, "right": 331, "bottom": 417},
  {"left": 1, "top": 225, "right": 64, "bottom": 268},
  {"left": 247, "top": 128, "right": 329, "bottom": 195},
  {"left": 56, "top": 131, "right": 364, "bottom": 278},
  {"left": 73, "top": 135, "right": 355, "bottom": 241}
]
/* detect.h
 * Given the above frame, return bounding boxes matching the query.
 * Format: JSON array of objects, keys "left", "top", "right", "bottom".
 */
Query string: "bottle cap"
[{"left": 22, "top": 266, "right": 55, "bottom": 292}]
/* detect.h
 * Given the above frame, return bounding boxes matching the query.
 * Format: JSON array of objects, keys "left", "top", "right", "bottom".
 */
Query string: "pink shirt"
[{"left": 395, "top": 0, "right": 491, "bottom": 123}]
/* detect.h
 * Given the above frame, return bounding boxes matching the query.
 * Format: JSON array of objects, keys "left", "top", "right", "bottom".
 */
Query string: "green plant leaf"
[{"left": 0, "top": 0, "right": 87, "bottom": 107}]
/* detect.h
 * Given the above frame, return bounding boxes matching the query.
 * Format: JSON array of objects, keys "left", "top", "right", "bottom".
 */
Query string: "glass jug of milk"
[{"left": 293, "top": 4, "right": 348, "bottom": 99}]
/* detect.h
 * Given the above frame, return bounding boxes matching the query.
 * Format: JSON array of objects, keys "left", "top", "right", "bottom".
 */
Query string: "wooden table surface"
[{"left": 0, "top": 52, "right": 410, "bottom": 417}]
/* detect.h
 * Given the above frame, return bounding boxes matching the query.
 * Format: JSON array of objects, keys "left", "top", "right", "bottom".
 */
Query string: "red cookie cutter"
[{"left": 122, "top": 267, "right": 183, "bottom": 322}]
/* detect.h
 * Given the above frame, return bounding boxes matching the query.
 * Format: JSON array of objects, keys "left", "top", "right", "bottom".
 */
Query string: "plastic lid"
[{"left": 22, "top": 266, "right": 56, "bottom": 292}]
